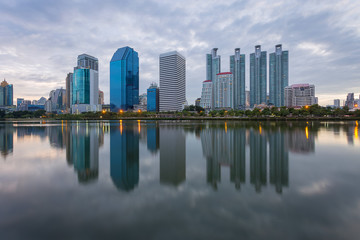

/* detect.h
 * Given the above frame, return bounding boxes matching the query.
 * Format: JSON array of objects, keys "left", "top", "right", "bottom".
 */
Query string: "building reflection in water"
[
  {"left": 287, "top": 123, "right": 315, "bottom": 154},
  {"left": 201, "top": 122, "right": 245, "bottom": 190},
  {"left": 269, "top": 129, "right": 289, "bottom": 194},
  {"left": 147, "top": 122, "right": 159, "bottom": 154},
  {"left": 250, "top": 127, "right": 267, "bottom": 192},
  {"left": 67, "top": 122, "right": 100, "bottom": 184},
  {"left": 0, "top": 125, "right": 14, "bottom": 158},
  {"left": 110, "top": 123, "right": 139, "bottom": 192},
  {"left": 160, "top": 126, "right": 186, "bottom": 186}
]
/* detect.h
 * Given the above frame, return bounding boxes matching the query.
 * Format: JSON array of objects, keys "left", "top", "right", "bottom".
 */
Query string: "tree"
[{"left": 261, "top": 108, "right": 271, "bottom": 116}]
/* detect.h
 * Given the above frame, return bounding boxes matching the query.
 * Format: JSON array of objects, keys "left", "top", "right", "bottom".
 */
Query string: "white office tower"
[
  {"left": 159, "top": 51, "right": 186, "bottom": 112},
  {"left": 200, "top": 80, "right": 212, "bottom": 110},
  {"left": 214, "top": 72, "right": 233, "bottom": 109},
  {"left": 284, "top": 84, "right": 316, "bottom": 107}
]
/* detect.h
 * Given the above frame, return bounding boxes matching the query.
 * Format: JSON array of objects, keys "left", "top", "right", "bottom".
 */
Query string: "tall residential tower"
[
  {"left": 206, "top": 48, "right": 221, "bottom": 110},
  {"left": 269, "top": 44, "right": 289, "bottom": 107},
  {"left": 230, "top": 48, "right": 245, "bottom": 109},
  {"left": 250, "top": 45, "right": 267, "bottom": 107}
]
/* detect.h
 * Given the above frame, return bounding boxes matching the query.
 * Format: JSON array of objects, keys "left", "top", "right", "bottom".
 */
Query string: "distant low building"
[
  {"left": 284, "top": 84, "right": 316, "bottom": 107},
  {"left": 147, "top": 83, "right": 159, "bottom": 112},
  {"left": 345, "top": 93, "right": 355, "bottom": 109},
  {"left": 98, "top": 90, "right": 104, "bottom": 105},
  {"left": 195, "top": 98, "right": 201, "bottom": 107}
]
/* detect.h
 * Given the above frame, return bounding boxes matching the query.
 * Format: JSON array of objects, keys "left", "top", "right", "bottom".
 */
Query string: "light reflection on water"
[{"left": 0, "top": 120, "right": 359, "bottom": 239}]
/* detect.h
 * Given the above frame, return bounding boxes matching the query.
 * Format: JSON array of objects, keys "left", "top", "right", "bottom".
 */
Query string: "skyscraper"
[
  {"left": 0, "top": 79, "right": 13, "bottom": 106},
  {"left": 65, "top": 73, "right": 73, "bottom": 111},
  {"left": 72, "top": 54, "right": 101, "bottom": 113},
  {"left": 334, "top": 99, "right": 341, "bottom": 108},
  {"left": 250, "top": 45, "right": 267, "bottom": 107},
  {"left": 110, "top": 46, "right": 139, "bottom": 111},
  {"left": 206, "top": 48, "right": 221, "bottom": 110},
  {"left": 269, "top": 44, "right": 289, "bottom": 107},
  {"left": 159, "top": 51, "right": 186, "bottom": 112},
  {"left": 230, "top": 48, "right": 245, "bottom": 109}
]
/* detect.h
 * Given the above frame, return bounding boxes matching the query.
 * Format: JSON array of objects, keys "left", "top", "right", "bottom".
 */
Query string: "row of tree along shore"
[{"left": 0, "top": 105, "right": 360, "bottom": 120}]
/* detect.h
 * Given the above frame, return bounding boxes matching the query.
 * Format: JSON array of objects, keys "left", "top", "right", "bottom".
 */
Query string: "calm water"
[{"left": 0, "top": 120, "right": 359, "bottom": 240}]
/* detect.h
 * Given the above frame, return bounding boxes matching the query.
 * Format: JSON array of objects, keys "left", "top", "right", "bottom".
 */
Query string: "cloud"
[{"left": 0, "top": 0, "right": 359, "bottom": 105}]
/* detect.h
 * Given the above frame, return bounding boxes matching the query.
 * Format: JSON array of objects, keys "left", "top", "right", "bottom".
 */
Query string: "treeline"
[
  {"left": 188, "top": 105, "right": 360, "bottom": 117},
  {"left": 1, "top": 105, "right": 359, "bottom": 120},
  {"left": 0, "top": 110, "right": 46, "bottom": 119}
]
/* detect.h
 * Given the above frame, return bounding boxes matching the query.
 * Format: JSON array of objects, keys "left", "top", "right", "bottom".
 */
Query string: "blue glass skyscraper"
[
  {"left": 110, "top": 46, "right": 139, "bottom": 111},
  {"left": 269, "top": 44, "right": 289, "bottom": 107},
  {"left": 250, "top": 45, "right": 267, "bottom": 107},
  {"left": 72, "top": 69, "right": 90, "bottom": 104}
]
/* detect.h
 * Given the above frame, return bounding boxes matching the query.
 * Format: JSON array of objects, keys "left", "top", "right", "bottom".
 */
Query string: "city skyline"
[{"left": 0, "top": 1, "right": 359, "bottom": 106}]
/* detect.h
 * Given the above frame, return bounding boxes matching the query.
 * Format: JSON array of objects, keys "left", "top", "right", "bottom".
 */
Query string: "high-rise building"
[
  {"left": 334, "top": 99, "right": 341, "bottom": 108},
  {"left": 200, "top": 80, "right": 212, "bottom": 110},
  {"left": 147, "top": 83, "right": 159, "bottom": 112},
  {"left": 250, "top": 45, "right": 267, "bottom": 107},
  {"left": 230, "top": 48, "right": 246, "bottom": 109},
  {"left": 0, "top": 79, "right": 13, "bottom": 106},
  {"left": 214, "top": 72, "right": 233, "bottom": 109},
  {"left": 284, "top": 84, "right": 316, "bottom": 107},
  {"left": 345, "top": 93, "right": 355, "bottom": 109},
  {"left": 65, "top": 73, "right": 73, "bottom": 111},
  {"left": 72, "top": 54, "right": 101, "bottom": 113},
  {"left": 159, "top": 51, "right": 186, "bottom": 112},
  {"left": 206, "top": 48, "right": 221, "bottom": 110},
  {"left": 269, "top": 44, "right": 289, "bottom": 107},
  {"left": 110, "top": 46, "right": 139, "bottom": 111}
]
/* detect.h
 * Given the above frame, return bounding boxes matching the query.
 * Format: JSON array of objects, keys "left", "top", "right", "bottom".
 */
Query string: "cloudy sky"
[{"left": 0, "top": 0, "right": 359, "bottom": 106}]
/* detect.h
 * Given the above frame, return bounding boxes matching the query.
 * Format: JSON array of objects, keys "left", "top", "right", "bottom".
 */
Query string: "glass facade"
[
  {"left": 269, "top": 44, "right": 289, "bottom": 107},
  {"left": 147, "top": 87, "right": 159, "bottom": 112},
  {"left": 72, "top": 68, "right": 90, "bottom": 104},
  {"left": 250, "top": 45, "right": 267, "bottom": 107},
  {"left": 110, "top": 46, "right": 139, "bottom": 111}
]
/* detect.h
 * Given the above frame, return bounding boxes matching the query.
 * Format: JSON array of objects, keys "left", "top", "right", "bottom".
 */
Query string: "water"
[{"left": 0, "top": 120, "right": 359, "bottom": 240}]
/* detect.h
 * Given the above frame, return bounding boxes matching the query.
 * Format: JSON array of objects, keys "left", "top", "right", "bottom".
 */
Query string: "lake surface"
[{"left": 0, "top": 120, "right": 359, "bottom": 240}]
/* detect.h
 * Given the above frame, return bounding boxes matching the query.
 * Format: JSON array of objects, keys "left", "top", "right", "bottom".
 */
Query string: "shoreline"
[{"left": 0, "top": 116, "right": 359, "bottom": 122}]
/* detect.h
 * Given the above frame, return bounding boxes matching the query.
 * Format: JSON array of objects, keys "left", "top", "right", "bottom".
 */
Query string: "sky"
[{"left": 0, "top": 0, "right": 359, "bottom": 106}]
